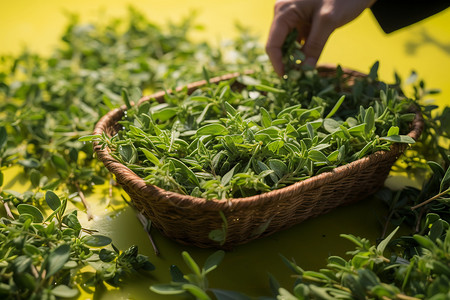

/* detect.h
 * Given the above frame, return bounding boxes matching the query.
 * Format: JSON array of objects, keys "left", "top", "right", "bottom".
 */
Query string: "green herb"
[
  {"left": 158, "top": 163, "right": 450, "bottom": 300},
  {"left": 0, "top": 191, "right": 154, "bottom": 299},
  {"left": 150, "top": 250, "right": 228, "bottom": 299},
  {"left": 90, "top": 61, "right": 417, "bottom": 200}
]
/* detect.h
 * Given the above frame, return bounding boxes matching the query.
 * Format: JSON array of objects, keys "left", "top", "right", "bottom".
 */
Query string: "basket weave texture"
[{"left": 93, "top": 65, "right": 424, "bottom": 249}]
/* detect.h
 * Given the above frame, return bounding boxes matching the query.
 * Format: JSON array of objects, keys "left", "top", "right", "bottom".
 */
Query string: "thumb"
[{"left": 302, "top": 15, "right": 334, "bottom": 67}]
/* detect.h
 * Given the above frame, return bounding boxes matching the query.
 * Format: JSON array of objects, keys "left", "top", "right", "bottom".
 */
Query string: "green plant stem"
[{"left": 410, "top": 188, "right": 450, "bottom": 210}]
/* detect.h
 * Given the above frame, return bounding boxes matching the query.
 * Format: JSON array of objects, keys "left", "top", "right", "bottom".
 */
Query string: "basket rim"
[{"left": 93, "top": 64, "right": 424, "bottom": 211}]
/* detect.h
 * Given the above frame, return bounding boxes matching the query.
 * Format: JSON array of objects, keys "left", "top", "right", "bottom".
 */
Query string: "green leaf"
[
  {"left": 168, "top": 158, "right": 200, "bottom": 186},
  {"left": 182, "top": 284, "right": 211, "bottom": 300},
  {"left": 51, "top": 285, "right": 79, "bottom": 298},
  {"left": 413, "top": 234, "right": 436, "bottom": 251},
  {"left": 267, "top": 140, "right": 284, "bottom": 153},
  {"left": 260, "top": 107, "right": 272, "bottom": 128},
  {"left": 17, "top": 204, "right": 44, "bottom": 223},
  {"left": 24, "top": 244, "right": 41, "bottom": 256},
  {"left": 368, "top": 61, "right": 379, "bottom": 80},
  {"left": 431, "top": 260, "right": 450, "bottom": 277},
  {"left": 387, "top": 126, "right": 400, "bottom": 136},
  {"left": 45, "top": 191, "right": 61, "bottom": 211},
  {"left": 46, "top": 244, "right": 71, "bottom": 278},
  {"left": 170, "top": 265, "right": 188, "bottom": 283},
  {"left": 268, "top": 159, "right": 288, "bottom": 179},
  {"left": 139, "top": 147, "right": 160, "bottom": 166},
  {"left": 42, "top": 178, "right": 61, "bottom": 190},
  {"left": 119, "top": 144, "right": 138, "bottom": 163},
  {"left": 13, "top": 255, "right": 32, "bottom": 273},
  {"left": 429, "top": 220, "right": 445, "bottom": 242},
  {"left": 269, "top": 272, "right": 281, "bottom": 296},
  {"left": 223, "top": 101, "right": 237, "bottom": 116},
  {"left": 221, "top": 164, "right": 238, "bottom": 186},
  {"left": 150, "top": 284, "right": 185, "bottom": 295},
  {"left": 307, "top": 122, "right": 315, "bottom": 139},
  {"left": 440, "top": 165, "right": 450, "bottom": 193},
  {"left": 51, "top": 154, "right": 70, "bottom": 172},
  {"left": 62, "top": 211, "right": 82, "bottom": 232},
  {"left": 152, "top": 107, "right": 178, "bottom": 121},
  {"left": 377, "top": 226, "right": 399, "bottom": 255},
  {"left": 427, "top": 161, "right": 445, "bottom": 178},
  {"left": 0, "top": 171, "right": 3, "bottom": 187},
  {"left": 340, "top": 234, "right": 364, "bottom": 248},
  {"left": 13, "top": 272, "right": 35, "bottom": 290},
  {"left": 309, "top": 150, "right": 329, "bottom": 163},
  {"left": 348, "top": 124, "right": 366, "bottom": 134},
  {"left": 196, "top": 124, "right": 228, "bottom": 136},
  {"left": 358, "top": 269, "right": 380, "bottom": 289},
  {"left": 209, "top": 229, "right": 226, "bottom": 244},
  {"left": 379, "top": 135, "right": 415, "bottom": 144},
  {"left": 99, "top": 249, "right": 116, "bottom": 262},
  {"left": 182, "top": 251, "right": 201, "bottom": 276},
  {"left": 323, "top": 118, "right": 342, "bottom": 133},
  {"left": 364, "top": 106, "right": 375, "bottom": 136},
  {"left": 18, "top": 158, "right": 40, "bottom": 168},
  {"left": 278, "top": 288, "right": 299, "bottom": 300},
  {"left": 82, "top": 235, "right": 112, "bottom": 247},
  {"left": 203, "top": 250, "right": 225, "bottom": 274},
  {"left": 29, "top": 169, "right": 41, "bottom": 188},
  {"left": 202, "top": 66, "right": 210, "bottom": 83},
  {"left": 325, "top": 95, "right": 345, "bottom": 118},
  {"left": 327, "top": 150, "right": 339, "bottom": 163},
  {"left": 219, "top": 85, "right": 230, "bottom": 100},
  {"left": 254, "top": 84, "right": 285, "bottom": 94},
  {"left": 122, "top": 88, "right": 132, "bottom": 109},
  {"left": 342, "top": 274, "right": 366, "bottom": 300},
  {"left": 129, "top": 87, "right": 142, "bottom": 103},
  {"left": 77, "top": 134, "right": 101, "bottom": 142},
  {"left": 0, "top": 282, "right": 11, "bottom": 293},
  {"left": 327, "top": 256, "right": 347, "bottom": 267},
  {"left": 280, "top": 255, "right": 304, "bottom": 275}
]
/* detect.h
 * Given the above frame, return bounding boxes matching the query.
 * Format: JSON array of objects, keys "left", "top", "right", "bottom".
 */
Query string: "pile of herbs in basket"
[{"left": 91, "top": 59, "right": 417, "bottom": 200}]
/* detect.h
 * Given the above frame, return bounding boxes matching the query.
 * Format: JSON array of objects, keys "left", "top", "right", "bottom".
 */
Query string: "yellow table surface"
[{"left": 1, "top": 1, "right": 449, "bottom": 299}]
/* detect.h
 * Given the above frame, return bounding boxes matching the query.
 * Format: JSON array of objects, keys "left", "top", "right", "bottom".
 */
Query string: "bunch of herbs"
[{"left": 89, "top": 62, "right": 417, "bottom": 200}]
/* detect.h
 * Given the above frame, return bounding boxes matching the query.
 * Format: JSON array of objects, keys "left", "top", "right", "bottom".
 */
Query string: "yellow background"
[
  {"left": 1, "top": 0, "right": 449, "bottom": 107},
  {"left": 1, "top": 1, "right": 449, "bottom": 299}
]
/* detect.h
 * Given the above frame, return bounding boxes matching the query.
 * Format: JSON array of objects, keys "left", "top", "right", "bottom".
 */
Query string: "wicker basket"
[{"left": 93, "top": 65, "right": 424, "bottom": 249}]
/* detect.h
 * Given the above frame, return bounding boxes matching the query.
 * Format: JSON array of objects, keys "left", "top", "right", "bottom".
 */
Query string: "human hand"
[{"left": 266, "top": 0, "right": 376, "bottom": 76}]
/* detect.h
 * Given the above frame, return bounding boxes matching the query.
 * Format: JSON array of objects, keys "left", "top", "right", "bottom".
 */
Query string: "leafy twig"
[{"left": 410, "top": 187, "right": 450, "bottom": 210}]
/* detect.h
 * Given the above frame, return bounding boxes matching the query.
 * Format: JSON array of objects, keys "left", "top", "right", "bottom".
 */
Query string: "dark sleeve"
[{"left": 370, "top": 0, "right": 450, "bottom": 33}]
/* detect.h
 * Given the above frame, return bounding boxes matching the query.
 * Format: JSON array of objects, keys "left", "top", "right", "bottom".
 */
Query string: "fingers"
[
  {"left": 266, "top": 0, "right": 337, "bottom": 74},
  {"left": 266, "top": 17, "right": 292, "bottom": 76},
  {"left": 301, "top": 13, "right": 335, "bottom": 67}
]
